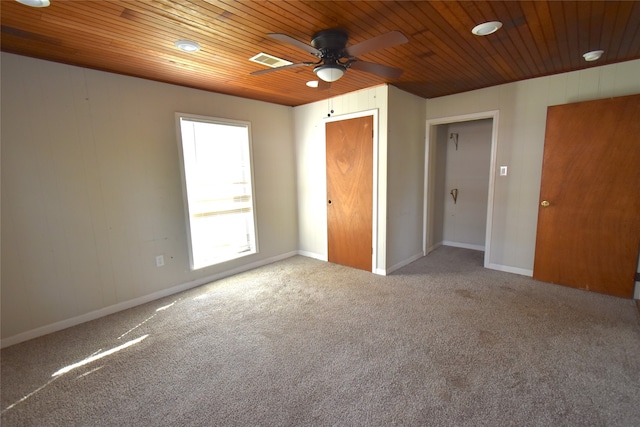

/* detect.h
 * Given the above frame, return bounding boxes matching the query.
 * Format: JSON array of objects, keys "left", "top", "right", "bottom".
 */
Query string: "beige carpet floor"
[{"left": 2, "top": 246, "right": 640, "bottom": 426}]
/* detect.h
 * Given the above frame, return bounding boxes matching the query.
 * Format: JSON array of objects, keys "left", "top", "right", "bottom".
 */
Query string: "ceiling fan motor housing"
[
  {"left": 311, "top": 30, "right": 349, "bottom": 62},
  {"left": 254, "top": 29, "right": 405, "bottom": 81}
]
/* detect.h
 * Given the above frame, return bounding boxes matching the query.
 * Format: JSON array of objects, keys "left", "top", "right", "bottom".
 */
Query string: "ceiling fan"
[{"left": 251, "top": 29, "right": 408, "bottom": 83}]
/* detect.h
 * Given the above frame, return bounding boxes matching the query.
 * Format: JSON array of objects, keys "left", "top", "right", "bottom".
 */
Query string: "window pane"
[{"left": 177, "top": 115, "right": 257, "bottom": 269}]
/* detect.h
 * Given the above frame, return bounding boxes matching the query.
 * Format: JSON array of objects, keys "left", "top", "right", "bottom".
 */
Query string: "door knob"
[{"left": 541, "top": 200, "right": 550, "bottom": 207}]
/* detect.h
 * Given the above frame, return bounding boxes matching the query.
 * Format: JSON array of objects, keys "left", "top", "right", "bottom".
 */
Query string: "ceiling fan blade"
[
  {"left": 268, "top": 33, "right": 321, "bottom": 56},
  {"left": 345, "top": 31, "right": 408, "bottom": 57},
  {"left": 349, "top": 60, "right": 404, "bottom": 79},
  {"left": 251, "top": 62, "right": 314, "bottom": 76}
]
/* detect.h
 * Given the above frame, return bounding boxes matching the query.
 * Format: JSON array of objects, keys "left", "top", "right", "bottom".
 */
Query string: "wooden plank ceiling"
[{"left": 2, "top": 1, "right": 639, "bottom": 107}]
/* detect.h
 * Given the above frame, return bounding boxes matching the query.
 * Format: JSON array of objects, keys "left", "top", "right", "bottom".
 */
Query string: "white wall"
[
  {"left": 442, "top": 119, "right": 492, "bottom": 250},
  {"left": 426, "top": 125, "right": 448, "bottom": 252},
  {"left": 386, "top": 86, "right": 426, "bottom": 272},
  {"left": 426, "top": 59, "right": 640, "bottom": 274},
  {"left": 1, "top": 53, "right": 299, "bottom": 344},
  {"left": 4, "top": 55, "right": 639, "bottom": 345},
  {"left": 293, "top": 85, "right": 425, "bottom": 274},
  {"left": 293, "top": 85, "right": 389, "bottom": 271}
]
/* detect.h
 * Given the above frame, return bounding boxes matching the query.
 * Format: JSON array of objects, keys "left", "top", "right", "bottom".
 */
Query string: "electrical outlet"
[
  {"left": 155, "top": 255, "right": 165, "bottom": 267},
  {"left": 500, "top": 166, "right": 508, "bottom": 176}
]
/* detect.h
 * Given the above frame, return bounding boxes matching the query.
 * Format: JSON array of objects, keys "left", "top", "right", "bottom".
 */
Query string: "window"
[{"left": 176, "top": 114, "right": 258, "bottom": 270}]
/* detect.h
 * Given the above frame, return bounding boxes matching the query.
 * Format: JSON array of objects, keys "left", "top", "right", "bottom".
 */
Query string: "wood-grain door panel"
[
  {"left": 326, "top": 116, "right": 373, "bottom": 271},
  {"left": 533, "top": 94, "right": 640, "bottom": 298}
]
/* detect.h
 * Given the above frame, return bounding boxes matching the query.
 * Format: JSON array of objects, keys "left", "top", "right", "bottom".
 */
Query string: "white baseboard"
[
  {"left": 386, "top": 252, "right": 424, "bottom": 275},
  {"left": 486, "top": 263, "right": 533, "bottom": 277},
  {"left": 427, "top": 242, "right": 442, "bottom": 254},
  {"left": 1, "top": 251, "right": 298, "bottom": 349},
  {"left": 430, "top": 243, "right": 532, "bottom": 277},
  {"left": 297, "top": 250, "right": 327, "bottom": 261},
  {"left": 442, "top": 241, "right": 485, "bottom": 252},
  {"left": 298, "top": 250, "right": 387, "bottom": 276},
  {"left": 488, "top": 264, "right": 639, "bottom": 299}
]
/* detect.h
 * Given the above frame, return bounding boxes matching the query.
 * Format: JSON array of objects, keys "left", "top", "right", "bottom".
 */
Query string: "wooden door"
[
  {"left": 326, "top": 116, "right": 373, "bottom": 271},
  {"left": 533, "top": 94, "right": 640, "bottom": 298}
]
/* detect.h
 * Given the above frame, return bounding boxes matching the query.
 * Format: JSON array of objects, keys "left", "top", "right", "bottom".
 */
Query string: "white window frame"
[{"left": 175, "top": 112, "right": 259, "bottom": 270}]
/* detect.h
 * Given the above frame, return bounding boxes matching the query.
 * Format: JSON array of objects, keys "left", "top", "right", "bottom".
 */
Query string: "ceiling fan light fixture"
[
  {"left": 582, "top": 50, "right": 604, "bottom": 62},
  {"left": 306, "top": 80, "right": 319, "bottom": 88},
  {"left": 314, "top": 64, "right": 345, "bottom": 82},
  {"left": 471, "top": 21, "right": 503, "bottom": 36},
  {"left": 174, "top": 40, "right": 200, "bottom": 53},
  {"left": 16, "top": 0, "right": 50, "bottom": 7}
]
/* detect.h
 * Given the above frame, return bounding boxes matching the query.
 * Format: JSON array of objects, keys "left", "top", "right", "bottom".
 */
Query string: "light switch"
[{"left": 500, "top": 166, "right": 508, "bottom": 176}]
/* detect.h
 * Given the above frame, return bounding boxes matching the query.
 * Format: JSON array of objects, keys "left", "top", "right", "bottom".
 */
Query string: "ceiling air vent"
[{"left": 249, "top": 52, "right": 292, "bottom": 68}]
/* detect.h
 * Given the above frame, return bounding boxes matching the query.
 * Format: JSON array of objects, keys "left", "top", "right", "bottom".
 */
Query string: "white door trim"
[{"left": 423, "top": 110, "right": 499, "bottom": 269}]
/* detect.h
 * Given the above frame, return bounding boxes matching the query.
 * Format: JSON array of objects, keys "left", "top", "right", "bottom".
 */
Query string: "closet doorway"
[{"left": 423, "top": 111, "right": 499, "bottom": 267}]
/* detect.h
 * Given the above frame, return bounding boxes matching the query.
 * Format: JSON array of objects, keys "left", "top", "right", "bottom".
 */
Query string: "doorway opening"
[{"left": 423, "top": 111, "right": 499, "bottom": 268}]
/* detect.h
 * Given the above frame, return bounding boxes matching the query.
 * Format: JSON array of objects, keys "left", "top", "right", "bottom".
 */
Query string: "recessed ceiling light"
[
  {"left": 471, "top": 21, "right": 503, "bottom": 36},
  {"left": 174, "top": 40, "right": 200, "bottom": 53},
  {"left": 582, "top": 50, "right": 604, "bottom": 62},
  {"left": 16, "top": 0, "right": 50, "bottom": 7},
  {"left": 306, "top": 81, "right": 319, "bottom": 88}
]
